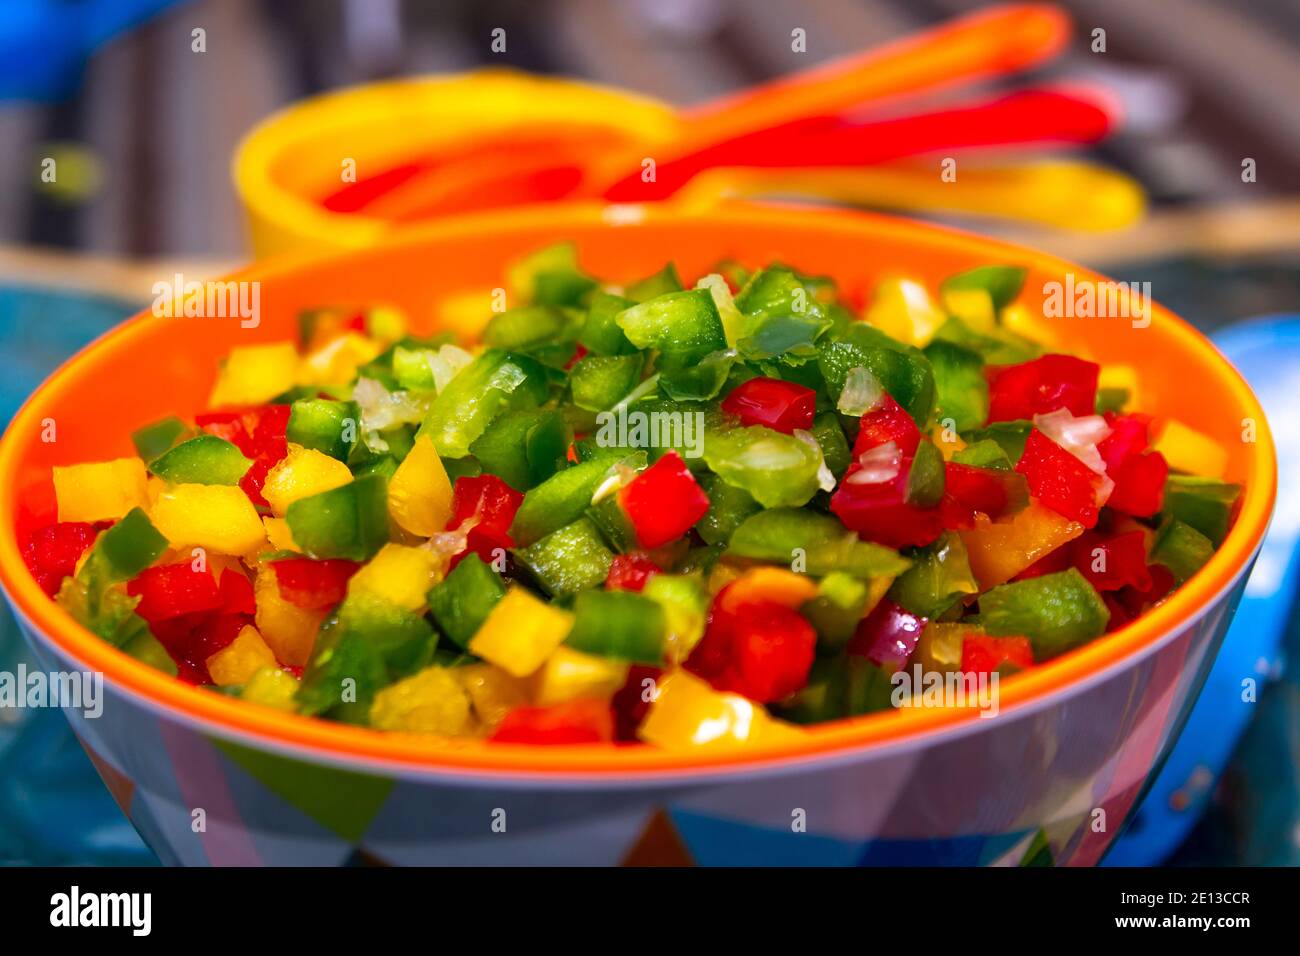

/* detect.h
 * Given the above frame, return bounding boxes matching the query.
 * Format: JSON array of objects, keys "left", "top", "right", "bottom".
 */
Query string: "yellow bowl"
[{"left": 233, "top": 70, "right": 680, "bottom": 258}]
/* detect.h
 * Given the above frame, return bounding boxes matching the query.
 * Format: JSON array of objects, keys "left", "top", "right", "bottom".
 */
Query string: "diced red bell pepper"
[
  {"left": 20, "top": 521, "right": 102, "bottom": 596},
  {"left": 1114, "top": 563, "right": 1176, "bottom": 620},
  {"left": 218, "top": 568, "right": 257, "bottom": 615},
  {"left": 686, "top": 587, "right": 817, "bottom": 703},
  {"left": 618, "top": 451, "right": 711, "bottom": 549},
  {"left": 1102, "top": 593, "right": 1135, "bottom": 633},
  {"left": 1069, "top": 529, "right": 1153, "bottom": 592},
  {"left": 269, "top": 557, "right": 361, "bottom": 609},
  {"left": 852, "top": 393, "right": 921, "bottom": 458},
  {"left": 489, "top": 698, "right": 615, "bottom": 744},
  {"left": 987, "top": 354, "right": 1099, "bottom": 423},
  {"left": 830, "top": 457, "right": 944, "bottom": 549},
  {"left": 605, "top": 553, "right": 662, "bottom": 592},
  {"left": 1096, "top": 413, "right": 1166, "bottom": 517},
  {"left": 450, "top": 474, "right": 523, "bottom": 537},
  {"left": 961, "top": 635, "right": 1034, "bottom": 675},
  {"left": 847, "top": 598, "right": 927, "bottom": 668},
  {"left": 153, "top": 612, "right": 251, "bottom": 685},
  {"left": 196, "top": 404, "right": 291, "bottom": 507},
  {"left": 720, "top": 377, "right": 816, "bottom": 434},
  {"left": 612, "top": 664, "right": 663, "bottom": 741},
  {"left": 447, "top": 474, "right": 525, "bottom": 569},
  {"left": 1015, "top": 428, "right": 1104, "bottom": 527},
  {"left": 939, "top": 462, "right": 1011, "bottom": 529},
  {"left": 126, "top": 563, "right": 224, "bottom": 624}
]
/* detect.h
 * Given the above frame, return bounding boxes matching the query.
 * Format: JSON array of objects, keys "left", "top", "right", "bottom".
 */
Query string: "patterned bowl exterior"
[
  {"left": 8, "top": 571, "right": 1248, "bottom": 866},
  {"left": 0, "top": 204, "right": 1274, "bottom": 865}
]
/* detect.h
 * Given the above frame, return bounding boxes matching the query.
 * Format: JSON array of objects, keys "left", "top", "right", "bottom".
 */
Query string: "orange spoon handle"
[{"left": 682, "top": 3, "right": 1071, "bottom": 144}]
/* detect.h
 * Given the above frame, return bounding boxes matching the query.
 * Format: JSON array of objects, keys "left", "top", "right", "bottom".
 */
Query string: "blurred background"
[{"left": 1, "top": 0, "right": 1297, "bottom": 867}]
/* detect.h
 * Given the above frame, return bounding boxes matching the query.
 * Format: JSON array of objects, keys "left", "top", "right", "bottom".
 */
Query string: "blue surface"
[
  {"left": 0, "top": 284, "right": 155, "bottom": 865},
  {"left": 0, "top": 1, "right": 188, "bottom": 102},
  {"left": 1106, "top": 315, "right": 1300, "bottom": 865}
]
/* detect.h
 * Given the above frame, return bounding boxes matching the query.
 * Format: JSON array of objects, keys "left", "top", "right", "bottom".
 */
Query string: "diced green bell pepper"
[
  {"left": 952, "top": 439, "right": 1012, "bottom": 471},
  {"left": 121, "top": 629, "right": 179, "bottom": 676},
  {"left": 641, "top": 572, "right": 708, "bottom": 660},
  {"left": 818, "top": 322, "right": 935, "bottom": 426},
  {"left": 727, "top": 507, "right": 911, "bottom": 579},
  {"left": 508, "top": 241, "right": 596, "bottom": 307},
  {"left": 696, "top": 473, "right": 761, "bottom": 546},
  {"left": 427, "top": 554, "right": 506, "bottom": 649},
  {"left": 1150, "top": 517, "right": 1215, "bottom": 583},
  {"left": 931, "top": 316, "right": 1040, "bottom": 366},
  {"left": 420, "top": 349, "right": 548, "bottom": 458},
  {"left": 979, "top": 567, "right": 1109, "bottom": 659},
  {"left": 624, "top": 263, "right": 683, "bottom": 302},
  {"left": 570, "top": 353, "right": 645, "bottom": 411},
  {"left": 1095, "top": 387, "right": 1129, "bottom": 415},
  {"left": 284, "top": 474, "right": 389, "bottom": 561},
  {"left": 961, "top": 420, "right": 1032, "bottom": 464},
  {"left": 905, "top": 439, "right": 946, "bottom": 507},
  {"left": 148, "top": 435, "right": 252, "bottom": 486},
  {"left": 287, "top": 398, "right": 359, "bottom": 461},
  {"left": 514, "top": 517, "right": 614, "bottom": 598},
  {"left": 889, "top": 532, "right": 977, "bottom": 618},
  {"left": 810, "top": 412, "right": 852, "bottom": 479},
  {"left": 615, "top": 289, "right": 727, "bottom": 370},
  {"left": 579, "top": 291, "right": 637, "bottom": 356},
  {"left": 940, "top": 264, "right": 1027, "bottom": 311},
  {"left": 91, "top": 507, "right": 169, "bottom": 582},
  {"left": 1161, "top": 476, "right": 1241, "bottom": 547},
  {"left": 469, "top": 408, "right": 570, "bottom": 491},
  {"left": 483, "top": 305, "right": 577, "bottom": 352},
  {"left": 924, "top": 339, "right": 988, "bottom": 432},
  {"left": 659, "top": 349, "right": 737, "bottom": 401},
  {"left": 131, "top": 415, "right": 188, "bottom": 460},
  {"left": 510, "top": 451, "right": 644, "bottom": 546},
  {"left": 801, "top": 572, "right": 872, "bottom": 653},
  {"left": 732, "top": 268, "right": 834, "bottom": 362},
  {"left": 566, "top": 589, "right": 666, "bottom": 664},
  {"left": 702, "top": 425, "right": 822, "bottom": 508}
]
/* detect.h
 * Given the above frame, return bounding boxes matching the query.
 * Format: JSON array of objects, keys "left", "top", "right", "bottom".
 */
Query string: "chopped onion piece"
[
  {"left": 1034, "top": 408, "right": 1111, "bottom": 475},
  {"left": 837, "top": 365, "right": 884, "bottom": 416},
  {"left": 794, "top": 429, "right": 836, "bottom": 492},
  {"left": 353, "top": 376, "right": 427, "bottom": 433},
  {"left": 846, "top": 440, "right": 902, "bottom": 485}
]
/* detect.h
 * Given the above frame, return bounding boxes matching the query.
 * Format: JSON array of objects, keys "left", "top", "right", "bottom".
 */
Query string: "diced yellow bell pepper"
[
  {"left": 365, "top": 304, "right": 408, "bottom": 345},
  {"left": 369, "top": 666, "right": 474, "bottom": 735},
  {"left": 253, "top": 563, "right": 327, "bottom": 667},
  {"left": 1153, "top": 419, "right": 1228, "bottom": 479},
  {"left": 717, "top": 566, "right": 818, "bottom": 612},
  {"left": 1000, "top": 302, "right": 1058, "bottom": 350},
  {"left": 705, "top": 560, "right": 744, "bottom": 596},
  {"left": 1098, "top": 363, "right": 1140, "bottom": 408},
  {"left": 263, "top": 517, "right": 297, "bottom": 551},
  {"left": 456, "top": 664, "right": 532, "bottom": 730},
  {"left": 150, "top": 483, "right": 266, "bottom": 555},
  {"left": 933, "top": 424, "right": 967, "bottom": 460},
  {"left": 206, "top": 624, "right": 278, "bottom": 686},
  {"left": 437, "top": 288, "right": 499, "bottom": 343},
  {"left": 939, "top": 286, "right": 996, "bottom": 331},
  {"left": 864, "top": 277, "right": 946, "bottom": 346},
  {"left": 298, "top": 331, "right": 382, "bottom": 386},
  {"left": 531, "top": 646, "right": 629, "bottom": 707},
  {"left": 915, "top": 622, "right": 980, "bottom": 674},
  {"left": 468, "top": 587, "right": 574, "bottom": 677},
  {"left": 347, "top": 542, "right": 440, "bottom": 611},
  {"left": 388, "top": 434, "right": 453, "bottom": 536},
  {"left": 240, "top": 665, "right": 300, "bottom": 711},
  {"left": 53, "top": 457, "right": 149, "bottom": 523},
  {"left": 208, "top": 342, "right": 299, "bottom": 408},
  {"left": 261, "top": 443, "right": 353, "bottom": 516},
  {"left": 638, "top": 671, "right": 805, "bottom": 749},
  {"left": 959, "top": 501, "right": 1084, "bottom": 590}
]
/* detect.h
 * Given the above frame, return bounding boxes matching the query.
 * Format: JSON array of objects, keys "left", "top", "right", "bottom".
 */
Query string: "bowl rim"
[
  {"left": 231, "top": 69, "right": 679, "bottom": 252},
  {"left": 0, "top": 202, "right": 1277, "bottom": 779}
]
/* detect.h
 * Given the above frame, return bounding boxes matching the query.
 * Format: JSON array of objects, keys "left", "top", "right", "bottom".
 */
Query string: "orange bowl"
[{"left": 0, "top": 204, "right": 1274, "bottom": 865}]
